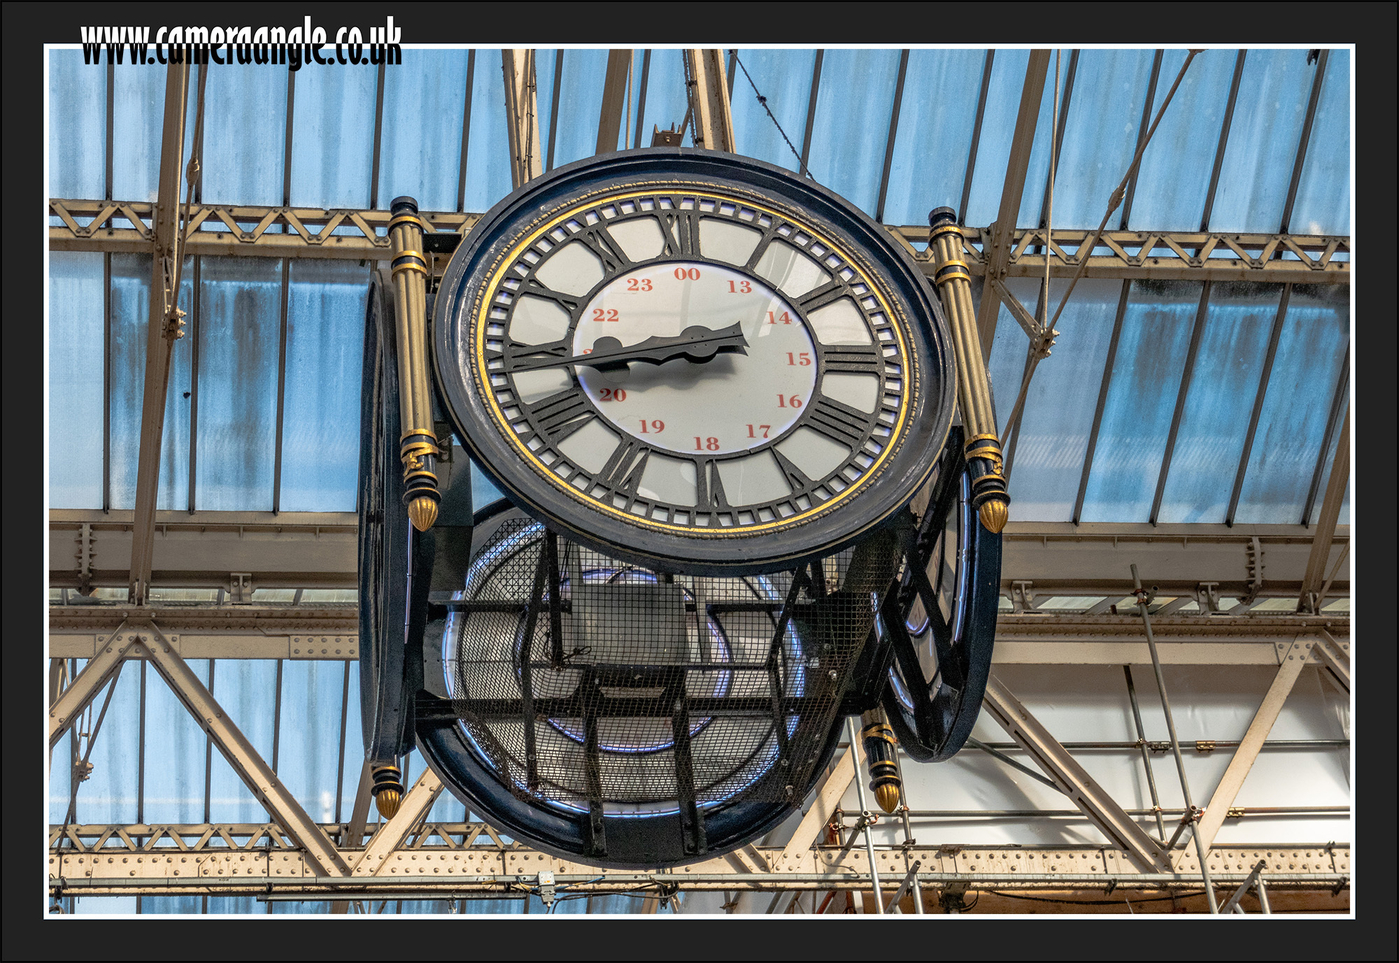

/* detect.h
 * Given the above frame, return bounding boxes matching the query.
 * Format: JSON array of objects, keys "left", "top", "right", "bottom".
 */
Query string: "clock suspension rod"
[
  {"left": 388, "top": 195, "right": 442, "bottom": 532},
  {"left": 927, "top": 207, "right": 1011, "bottom": 534}
]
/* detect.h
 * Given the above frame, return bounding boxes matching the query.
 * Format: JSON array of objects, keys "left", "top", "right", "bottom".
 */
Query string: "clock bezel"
[{"left": 434, "top": 149, "right": 956, "bottom": 574}]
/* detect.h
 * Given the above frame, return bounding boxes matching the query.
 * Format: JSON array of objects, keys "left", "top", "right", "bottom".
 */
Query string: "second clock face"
[{"left": 436, "top": 151, "right": 955, "bottom": 573}]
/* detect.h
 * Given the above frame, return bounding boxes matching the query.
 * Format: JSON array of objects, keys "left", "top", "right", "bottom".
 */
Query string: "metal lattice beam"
[{"left": 49, "top": 198, "right": 1350, "bottom": 286}]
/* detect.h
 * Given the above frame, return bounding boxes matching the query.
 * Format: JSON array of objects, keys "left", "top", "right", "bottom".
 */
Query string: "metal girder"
[
  {"left": 49, "top": 198, "right": 478, "bottom": 259},
  {"left": 135, "top": 623, "right": 352, "bottom": 877},
  {"left": 352, "top": 768, "right": 445, "bottom": 875},
  {"left": 1193, "top": 639, "right": 1311, "bottom": 853},
  {"left": 49, "top": 513, "right": 1349, "bottom": 600},
  {"left": 999, "top": 521, "right": 1349, "bottom": 600},
  {"left": 596, "top": 49, "right": 633, "bottom": 154},
  {"left": 1314, "top": 630, "right": 1350, "bottom": 693},
  {"left": 50, "top": 196, "right": 1350, "bottom": 285},
  {"left": 48, "top": 829, "right": 1347, "bottom": 901},
  {"left": 1299, "top": 406, "right": 1350, "bottom": 612},
  {"left": 778, "top": 741, "right": 861, "bottom": 865},
  {"left": 502, "top": 49, "right": 543, "bottom": 188},
  {"left": 128, "top": 62, "right": 190, "bottom": 605},
  {"left": 682, "top": 49, "right": 735, "bottom": 153},
  {"left": 48, "top": 619, "right": 135, "bottom": 748},
  {"left": 898, "top": 224, "right": 1350, "bottom": 285},
  {"left": 47, "top": 606, "right": 1347, "bottom": 665},
  {"left": 981, "top": 674, "right": 1173, "bottom": 875},
  {"left": 49, "top": 509, "right": 357, "bottom": 593},
  {"left": 975, "top": 49, "right": 1050, "bottom": 356}
]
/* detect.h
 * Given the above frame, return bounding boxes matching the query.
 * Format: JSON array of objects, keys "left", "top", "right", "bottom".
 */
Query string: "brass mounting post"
[
  {"left": 928, "top": 207, "right": 1011, "bottom": 533},
  {"left": 388, "top": 196, "right": 441, "bottom": 532}
]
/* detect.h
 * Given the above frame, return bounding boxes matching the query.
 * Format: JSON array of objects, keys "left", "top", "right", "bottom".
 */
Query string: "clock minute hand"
[{"left": 519, "top": 323, "right": 750, "bottom": 371}]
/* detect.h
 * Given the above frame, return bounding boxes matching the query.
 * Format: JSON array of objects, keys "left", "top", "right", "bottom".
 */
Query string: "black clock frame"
[{"left": 433, "top": 149, "right": 957, "bottom": 576}]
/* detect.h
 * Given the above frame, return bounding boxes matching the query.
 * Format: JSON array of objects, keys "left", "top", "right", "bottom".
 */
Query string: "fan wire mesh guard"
[{"left": 443, "top": 519, "right": 880, "bottom": 817}]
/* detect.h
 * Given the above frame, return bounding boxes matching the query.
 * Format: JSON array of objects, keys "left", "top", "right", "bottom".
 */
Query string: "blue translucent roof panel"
[
  {"left": 143, "top": 659, "right": 212, "bottom": 823},
  {"left": 1156, "top": 282, "right": 1283, "bottom": 523},
  {"left": 1127, "top": 49, "right": 1237, "bottom": 232},
  {"left": 1050, "top": 49, "right": 1154, "bottom": 230},
  {"left": 107, "top": 254, "right": 151, "bottom": 510},
  {"left": 49, "top": 659, "right": 140, "bottom": 824},
  {"left": 807, "top": 48, "right": 902, "bottom": 216},
  {"left": 276, "top": 660, "right": 354, "bottom": 824},
  {"left": 200, "top": 64, "right": 288, "bottom": 206},
  {"left": 549, "top": 49, "right": 609, "bottom": 170},
  {"left": 962, "top": 49, "right": 1030, "bottom": 227},
  {"left": 1012, "top": 48, "right": 1071, "bottom": 229},
  {"left": 1288, "top": 49, "right": 1350, "bottom": 236},
  {"left": 882, "top": 49, "right": 985, "bottom": 225},
  {"left": 377, "top": 49, "right": 470, "bottom": 212},
  {"left": 110, "top": 61, "right": 165, "bottom": 202},
  {"left": 159, "top": 258, "right": 197, "bottom": 511},
  {"left": 194, "top": 257, "right": 281, "bottom": 511},
  {"left": 1079, "top": 280, "right": 1205, "bottom": 522},
  {"left": 990, "top": 277, "right": 1123, "bottom": 522},
  {"left": 289, "top": 55, "right": 377, "bottom": 209},
  {"left": 729, "top": 48, "right": 818, "bottom": 175},
  {"left": 48, "top": 252, "right": 106, "bottom": 510},
  {"left": 207, "top": 659, "right": 279, "bottom": 823},
  {"left": 1208, "top": 49, "right": 1314, "bottom": 234},
  {"left": 636, "top": 49, "right": 690, "bottom": 148},
  {"left": 48, "top": 50, "right": 106, "bottom": 199},
  {"left": 1233, "top": 283, "right": 1348, "bottom": 524},
  {"left": 280, "top": 260, "right": 370, "bottom": 512},
  {"left": 461, "top": 51, "right": 515, "bottom": 212}
]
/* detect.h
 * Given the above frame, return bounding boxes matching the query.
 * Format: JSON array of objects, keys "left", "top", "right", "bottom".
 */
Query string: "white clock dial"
[{"left": 436, "top": 153, "right": 955, "bottom": 573}]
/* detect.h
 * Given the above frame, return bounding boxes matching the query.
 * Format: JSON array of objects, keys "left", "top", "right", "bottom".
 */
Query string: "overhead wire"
[{"left": 730, "top": 51, "right": 812, "bottom": 179}]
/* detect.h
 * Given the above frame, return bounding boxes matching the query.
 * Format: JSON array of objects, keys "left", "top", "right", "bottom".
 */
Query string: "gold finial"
[
  {"left": 874, "top": 783, "right": 900, "bottom": 815},
  {"left": 979, "top": 499, "right": 1009, "bottom": 534},
  {"left": 407, "top": 496, "right": 438, "bottom": 532},
  {"left": 372, "top": 764, "right": 406, "bottom": 818},
  {"left": 375, "top": 788, "right": 402, "bottom": 819}
]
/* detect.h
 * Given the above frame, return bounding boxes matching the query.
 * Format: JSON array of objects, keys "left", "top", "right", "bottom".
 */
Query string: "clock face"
[{"left": 435, "top": 151, "right": 955, "bottom": 573}]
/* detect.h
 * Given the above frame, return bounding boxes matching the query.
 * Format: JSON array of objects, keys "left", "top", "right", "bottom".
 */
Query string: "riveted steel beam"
[
  {"left": 134, "top": 623, "right": 352, "bottom": 877},
  {"left": 683, "top": 49, "right": 735, "bottom": 153},
  {"left": 351, "top": 768, "right": 445, "bottom": 875},
  {"left": 982, "top": 674, "right": 1173, "bottom": 874},
  {"left": 1193, "top": 639, "right": 1311, "bottom": 853},
  {"left": 50, "top": 197, "right": 1350, "bottom": 284},
  {"left": 975, "top": 49, "right": 1050, "bottom": 356},
  {"left": 128, "top": 61, "right": 190, "bottom": 605},
  {"left": 502, "top": 49, "right": 543, "bottom": 188}
]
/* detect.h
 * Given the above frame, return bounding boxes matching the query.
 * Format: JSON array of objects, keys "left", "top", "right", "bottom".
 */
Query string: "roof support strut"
[
  {"left": 128, "top": 61, "right": 190, "bottom": 604},
  {"left": 981, "top": 673, "right": 1173, "bottom": 874},
  {"left": 974, "top": 50, "right": 1051, "bottom": 359}
]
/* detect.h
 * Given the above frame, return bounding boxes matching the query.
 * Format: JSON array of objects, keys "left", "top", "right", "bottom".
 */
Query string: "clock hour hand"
[{"left": 514, "top": 323, "right": 749, "bottom": 373}]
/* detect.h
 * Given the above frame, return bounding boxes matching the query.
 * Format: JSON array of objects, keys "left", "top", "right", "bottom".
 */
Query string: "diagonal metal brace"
[{"left": 983, "top": 673, "right": 1172, "bottom": 874}]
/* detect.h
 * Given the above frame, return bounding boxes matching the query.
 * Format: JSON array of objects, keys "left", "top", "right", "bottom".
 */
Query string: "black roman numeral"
[
  {"left": 805, "top": 394, "right": 873, "bottom": 449},
  {"left": 572, "top": 223, "right": 633, "bottom": 275},
  {"left": 521, "top": 386, "right": 596, "bottom": 445},
  {"left": 597, "top": 439, "right": 651, "bottom": 507},
  {"left": 771, "top": 447, "right": 815, "bottom": 495},
  {"left": 492, "top": 337, "right": 574, "bottom": 372},
  {"left": 821, "top": 343, "right": 884, "bottom": 375},
  {"left": 521, "top": 278, "right": 583, "bottom": 316},
  {"left": 660, "top": 207, "right": 701, "bottom": 258},
  {"left": 694, "top": 457, "right": 731, "bottom": 515},
  {"left": 796, "top": 280, "right": 846, "bottom": 313}
]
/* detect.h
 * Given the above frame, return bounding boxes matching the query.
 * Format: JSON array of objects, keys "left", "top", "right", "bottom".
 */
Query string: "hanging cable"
[
  {"left": 730, "top": 51, "right": 812, "bottom": 179},
  {"left": 1000, "top": 50, "right": 1202, "bottom": 459}
]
